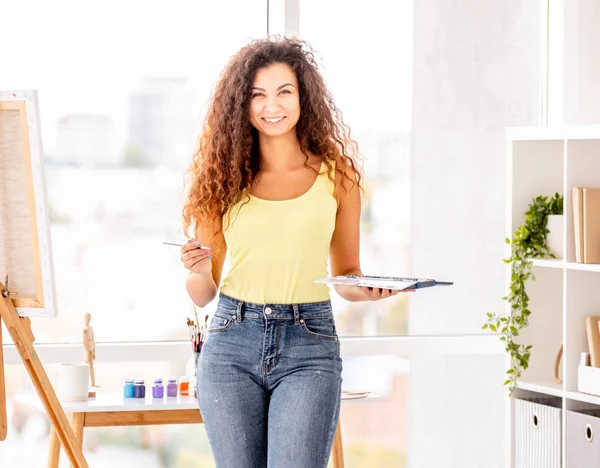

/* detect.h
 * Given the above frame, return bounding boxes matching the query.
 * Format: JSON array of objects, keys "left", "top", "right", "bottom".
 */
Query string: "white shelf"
[
  {"left": 565, "top": 262, "right": 600, "bottom": 272},
  {"left": 516, "top": 380, "right": 564, "bottom": 398},
  {"left": 564, "top": 390, "right": 600, "bottom": 406},
  {"left": 516, "top": 380, "right": 600, "bottom": 406},
  {"left": 531, "top": 258, "right": 600, "bottom": 272},
  {"left": 506, "top": 125, "right": 600, "bottom": 141},
  {"left": 530, "top": 258, "right": 565, "bottom": 269}
]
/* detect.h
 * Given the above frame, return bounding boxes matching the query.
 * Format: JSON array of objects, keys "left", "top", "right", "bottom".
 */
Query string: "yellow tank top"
[{"left": 220, "top": 160, "right": 337, "bottom": 304}]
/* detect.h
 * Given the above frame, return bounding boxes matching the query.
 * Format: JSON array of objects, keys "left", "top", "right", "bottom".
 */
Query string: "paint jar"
[
  {"left": 152, "top": 379, "right": 164, "bottom": 399},
  {"left": 179, "top": 376, "right": 190, "bottom": 396},
  {"left": 133, "top": 379, "right": 145, "bottom": 399},
  {"left": 166, "top": 378, "right": 178, "bottom": 398},
  {"left": 123, "top": 379, "right": 135, "bottom": 398}
]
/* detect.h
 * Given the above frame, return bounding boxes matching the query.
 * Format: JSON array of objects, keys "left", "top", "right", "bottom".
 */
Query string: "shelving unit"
[{"left": 507, "top": 125, "right": 600, "bottom": 467}]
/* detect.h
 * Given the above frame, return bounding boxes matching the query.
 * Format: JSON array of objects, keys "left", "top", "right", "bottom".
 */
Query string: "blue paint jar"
[
  {"left": 123, "top": 379, "right": 134, "bottom": 398},
  {"left": 133, "top": 379, "right": 145, "bottom": 399}
]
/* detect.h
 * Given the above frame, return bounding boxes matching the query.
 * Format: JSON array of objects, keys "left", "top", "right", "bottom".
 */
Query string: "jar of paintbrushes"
[{"left": 187, "top": 310, "right": 209, "bottom": 398}]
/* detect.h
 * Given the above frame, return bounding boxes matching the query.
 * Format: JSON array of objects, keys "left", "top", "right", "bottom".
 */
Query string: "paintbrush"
[{"left": 163, "top": 241, "right": 211, "bottom": 250}]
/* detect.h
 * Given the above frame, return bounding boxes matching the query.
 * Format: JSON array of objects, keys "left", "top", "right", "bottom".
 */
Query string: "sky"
[{"left": 0, "top": 0, "right": 414, "bottom": 341}]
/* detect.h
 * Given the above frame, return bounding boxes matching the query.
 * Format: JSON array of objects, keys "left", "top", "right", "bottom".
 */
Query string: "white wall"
[{"left": 408, "top": 1, "right": 545, "bottom": 467}]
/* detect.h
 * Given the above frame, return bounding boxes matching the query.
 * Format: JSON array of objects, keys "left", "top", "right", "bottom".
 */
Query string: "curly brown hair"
[{"left": 182, "top": 36, "right": 364, "bottom": 251}]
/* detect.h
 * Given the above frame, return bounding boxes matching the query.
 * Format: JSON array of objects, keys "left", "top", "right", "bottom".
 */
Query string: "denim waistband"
[{"left": 216, "top": 292, "right": 333, "bottom": 322}]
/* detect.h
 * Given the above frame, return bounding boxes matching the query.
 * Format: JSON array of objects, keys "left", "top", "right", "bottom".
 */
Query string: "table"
[{"left": 13, "top": 391, "right": 372, "bottom": 468}]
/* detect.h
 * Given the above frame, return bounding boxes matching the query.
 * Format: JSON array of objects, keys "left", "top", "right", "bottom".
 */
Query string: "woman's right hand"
[{"left": 181, "top": 239, "right": 212, "bottom": 275}]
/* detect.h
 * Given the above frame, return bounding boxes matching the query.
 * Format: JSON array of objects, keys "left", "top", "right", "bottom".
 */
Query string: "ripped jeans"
[{"left": 196, "top": 292, "right": 343, "bottom": 468}]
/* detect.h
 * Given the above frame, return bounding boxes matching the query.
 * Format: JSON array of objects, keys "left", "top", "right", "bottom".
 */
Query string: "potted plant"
[{"left": 484, "top": 192, "right": 564, "bottom": 396}]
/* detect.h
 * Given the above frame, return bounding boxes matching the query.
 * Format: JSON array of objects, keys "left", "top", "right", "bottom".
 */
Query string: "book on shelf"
[
  {"left": 573, "top": 186, "right": 583, "bottom": 262},
  {"left": 573, "top": 186, "right": 600, "bottom": 263},
  {"left": 315, "top": 274, "right": 454, "bottom": 291}
]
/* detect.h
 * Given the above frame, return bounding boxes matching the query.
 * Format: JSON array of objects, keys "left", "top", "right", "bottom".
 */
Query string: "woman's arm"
[
  {"left": 329, "top": 165, "right": 399, "bottom": 302},
  {"left": 185, "top": 219, "right": 227, "bottom": 308}
]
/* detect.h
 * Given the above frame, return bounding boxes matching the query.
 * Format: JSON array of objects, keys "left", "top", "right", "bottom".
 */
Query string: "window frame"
[
  {"left": 4, "top": 0, "right": 539, "bottom": 366},
  {"left": 3, "top": 334, "right": 503, "bottom": 366}
]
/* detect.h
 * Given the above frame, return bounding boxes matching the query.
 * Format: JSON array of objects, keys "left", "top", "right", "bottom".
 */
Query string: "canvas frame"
[{"left": 0, "top": 90, "right": 57, "bottom": 317}]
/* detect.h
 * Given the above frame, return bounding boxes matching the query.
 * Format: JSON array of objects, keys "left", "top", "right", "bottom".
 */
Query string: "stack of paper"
[{"left": 315, "top": 275, "right": 453, "bottom": 291}]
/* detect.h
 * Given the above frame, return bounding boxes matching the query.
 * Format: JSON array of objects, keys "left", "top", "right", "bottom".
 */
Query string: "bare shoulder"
[
  {"left": 305, "top": 152, "right": 325, "bottom": 171},
  {"left": 332, "top": 159, "right": 361, "bottom": 208}
]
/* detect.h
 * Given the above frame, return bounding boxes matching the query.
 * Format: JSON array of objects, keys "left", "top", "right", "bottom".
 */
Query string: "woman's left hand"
[{"left": 359, "top": 287, "right": 415, "bottom": 301}]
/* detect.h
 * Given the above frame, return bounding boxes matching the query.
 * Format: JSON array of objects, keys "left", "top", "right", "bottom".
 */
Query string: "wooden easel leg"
[
  {"left": 0, "top": 292, "right": 88, "bottom": 468},
  {"left": 0, "top": 315, "right": 6, "bottom": 441},
  {"left": 48, "top": 426, "right": 60, "bottom": 468},
  {"left": 70, "top": 413, "right": 85, "bottom": 468},
  {"left": 332, "top": 417, "right": 345, "bottom": 468}
]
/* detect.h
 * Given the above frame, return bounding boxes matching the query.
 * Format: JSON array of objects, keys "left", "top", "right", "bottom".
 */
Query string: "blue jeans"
[{"left": 196, "top": 293, "right": 344, "bottom": 468}]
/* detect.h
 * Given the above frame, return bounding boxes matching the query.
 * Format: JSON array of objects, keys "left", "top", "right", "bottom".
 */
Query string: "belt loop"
[
  {"left": 293, "top": 304, "right": 300, "bottom": 325},
  {"left": 236, "top": 300, "right": 243, "bottom": 322}
]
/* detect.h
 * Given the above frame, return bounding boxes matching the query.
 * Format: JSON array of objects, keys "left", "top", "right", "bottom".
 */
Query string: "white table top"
[
  {"left": 13, "top": 393, "right": 200, "bottom": 413},
  {"left": 13, "top": 390, "right": 375, "bottom": 414}
]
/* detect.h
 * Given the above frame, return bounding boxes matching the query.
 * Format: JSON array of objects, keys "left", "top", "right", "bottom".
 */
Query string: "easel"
[
  {"left": 0, "top": 91, "right": 89, "bottom": 466},
  {"left": 0, "top": 281, "right": 89, "bottom": 467}
]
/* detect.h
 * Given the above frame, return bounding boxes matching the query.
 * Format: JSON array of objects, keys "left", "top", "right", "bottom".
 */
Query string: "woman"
[{"left": 181, "top": 37, "right": 403, "bottom": 468}]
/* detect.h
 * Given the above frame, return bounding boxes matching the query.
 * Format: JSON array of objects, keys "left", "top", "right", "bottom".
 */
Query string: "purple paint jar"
[
  {"left": 133, "top": 379, "right": 145, "bottom": 398},
  {"left": 166, "top": 378, "right": 178, "bottom": 398},
  {"left": 152, "top": 379, "right": 164, "bottom": 399}
]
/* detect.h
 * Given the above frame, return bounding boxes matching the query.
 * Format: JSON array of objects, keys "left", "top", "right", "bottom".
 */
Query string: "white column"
[
  {"left": 409, "top": 1, "right": 546, "bottom": 467},
  {"left": 548, "top": 0, "right": 600, "bottom": 125},
  {"left": 268, "top": 0, "right": 300, "bottom": 37}
]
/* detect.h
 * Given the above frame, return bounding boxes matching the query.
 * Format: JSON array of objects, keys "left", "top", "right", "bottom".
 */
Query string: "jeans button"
[{"left": 265, "top": 307, "right": 272, "bottom": 314}]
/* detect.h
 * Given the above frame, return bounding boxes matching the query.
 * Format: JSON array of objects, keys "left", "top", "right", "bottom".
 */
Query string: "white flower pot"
[{"left": 546, "top": 214, "right": 564, "bottom": 259}]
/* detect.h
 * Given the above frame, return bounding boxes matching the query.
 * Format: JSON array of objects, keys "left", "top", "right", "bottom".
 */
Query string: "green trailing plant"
[{"left": 484, "top": 193, "right": 564, "bottom": 396}]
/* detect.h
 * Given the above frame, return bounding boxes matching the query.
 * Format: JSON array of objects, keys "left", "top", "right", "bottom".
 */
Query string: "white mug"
[{"left": 57, "top": 363, "right": 89, "bottom": 402}]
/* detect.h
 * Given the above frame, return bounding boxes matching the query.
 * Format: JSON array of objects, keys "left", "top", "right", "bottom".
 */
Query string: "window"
[
  {"left": 3, "top": 363, "right": 216, "bottom": 468},
  {"left": 299, "top": 0, "right": 414, "bottom": 336},
  {"left": 3, "top": 356, "right": 410, "bottom": 467},
  {"left": 2, "top": 1, "right": 521, "bottom": 467},
  {"left": 0, "top": 0, "right": 267, "bottom": 343},
  {"left": 3, "top": 353, "right": 506, "bottom": 467}
]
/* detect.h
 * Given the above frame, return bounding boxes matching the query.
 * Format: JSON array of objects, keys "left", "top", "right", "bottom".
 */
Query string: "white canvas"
[{"left": 0, "top": 90, "right": 57, "bottom": 317}]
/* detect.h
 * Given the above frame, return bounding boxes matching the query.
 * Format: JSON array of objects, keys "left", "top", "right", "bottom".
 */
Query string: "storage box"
[
  {"left": 578, "top": 365, "right": 600, "bottom": 396},
  {"left": 515, "top": 397, "right": 562, "bottom": 468},
  {"left": 567, "top": 409, "right": 600, "bottom": 467}
]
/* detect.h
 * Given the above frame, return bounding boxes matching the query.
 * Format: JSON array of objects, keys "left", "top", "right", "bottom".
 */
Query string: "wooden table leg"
[
  {"left": 70, "top": 413, "right": 85, "bottom": 468},
  {"left": 332, "top": 416, "right": 344, "bottom": 468},
  {"left": 48, "top": 426, "right": 60, "bottom": 468}
]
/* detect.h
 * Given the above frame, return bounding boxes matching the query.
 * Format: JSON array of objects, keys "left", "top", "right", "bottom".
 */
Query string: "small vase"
[
  {"left": 186, "top": 352, "right": 200, "bottom": 398},
  {"left": 546, "top": 214, "right": 564, "bottom": 259}
]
